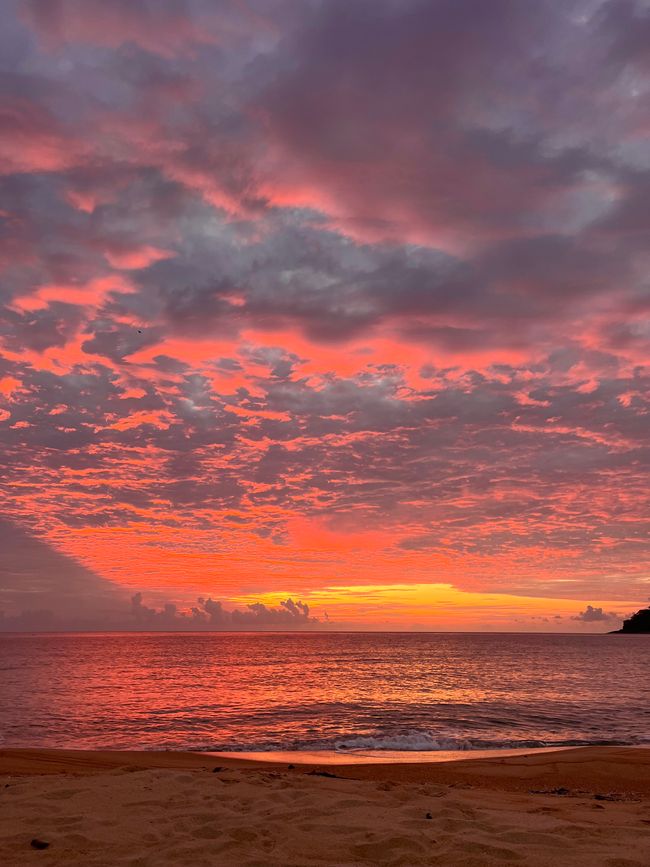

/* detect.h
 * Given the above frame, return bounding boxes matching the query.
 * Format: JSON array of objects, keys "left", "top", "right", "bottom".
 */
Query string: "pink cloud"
[{"left": 0, "top": 0, "right": 647, "bottom": 625}]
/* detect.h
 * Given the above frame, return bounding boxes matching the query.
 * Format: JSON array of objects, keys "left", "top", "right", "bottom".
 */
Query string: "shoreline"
[
  {"left": 2, "top": 745, "right": 650, "bottom": 794},
  {"left": 211, "top": 744, "right": 579, "bottom": 765}
]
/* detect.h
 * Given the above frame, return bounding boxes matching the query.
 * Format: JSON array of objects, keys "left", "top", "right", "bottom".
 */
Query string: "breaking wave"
[
  {"left": 190, "top": 729, "right": 647, "bottom": 753},
  {"left": 334, "top": 732, "right": 474, "bottom": 751},
  {"left": 331, "top": 731, "right": 640, "bottom": 752}
]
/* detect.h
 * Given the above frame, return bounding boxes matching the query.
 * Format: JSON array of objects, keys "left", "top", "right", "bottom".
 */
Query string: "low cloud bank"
[
  {"left": 1, "top": 593, "right": 321, "bottom": 632},
  {"left": 572, "top": 605, "right": 620, "bottom": 623},
  {"left": 0, "top": 518, "right": 320, "bottom": 631},
  {"left": 131, "top": 593, "right": 318, "bottom": 629}
]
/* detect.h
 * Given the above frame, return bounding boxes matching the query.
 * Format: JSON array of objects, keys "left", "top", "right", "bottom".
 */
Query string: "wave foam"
[
  {"left": 191, "top": 730, "right": 650, "bottom": 754},
  {"left": 334, "top": 732, "right": 475, "bottom": 751},
  {"left": 330, "top": 731, "right": 640, "bottom": 753}
]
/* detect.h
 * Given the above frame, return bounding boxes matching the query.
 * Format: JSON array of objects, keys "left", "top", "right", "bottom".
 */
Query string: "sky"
[{"left": 0, "top": 0, "right": 648, "bottom": 632}]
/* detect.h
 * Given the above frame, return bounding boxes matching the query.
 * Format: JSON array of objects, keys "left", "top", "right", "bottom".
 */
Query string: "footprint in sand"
[
  {"left": 458, "top": 840, "right": 524, "bottom": 861},
  {"left": 353, "top": 834, "right": 429, "bottom": 861},
  {"left": 41, "top": 789, "right": 82, "bottom": 800},
  {"left": 192, "top": 823, "right": 224, "bottom": 840},
  {"left": 51, "top": 815, "right": 85, "bottom": 828},
  {"left": 605, "top": 860, "right": 647, "bottom": 867},
  {"left": 228, "top": 827, "right": 259, "bottom": 843}
]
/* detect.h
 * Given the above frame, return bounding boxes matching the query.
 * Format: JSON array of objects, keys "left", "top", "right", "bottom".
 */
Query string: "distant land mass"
[{"left": 611, "top": 607, "right": 650, "bottom": 634}]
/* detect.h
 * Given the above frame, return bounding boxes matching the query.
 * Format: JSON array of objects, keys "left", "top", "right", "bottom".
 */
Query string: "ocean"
[{"left": 1, "top": 632, "right": 648, "bottom": 752}]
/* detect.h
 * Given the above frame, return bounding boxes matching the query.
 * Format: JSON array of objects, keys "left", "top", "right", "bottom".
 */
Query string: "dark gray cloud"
[
  {"left": 0, "top": 0, "right": 645, "bottom": 348},
  {"left": 0, "top": 515, "right": 124, "bottom": 620},
  {"left": 0, "top": 0, "right": 648, "bottom": 610},
  {"left": 0, "top": 515, "right": 321, "bottom": 630},
  {"left": 572, "top": 605, "right": 621, "bottom": 623},
  {"left": 130, "top": 592, "right": 318, "bottom": 629}
]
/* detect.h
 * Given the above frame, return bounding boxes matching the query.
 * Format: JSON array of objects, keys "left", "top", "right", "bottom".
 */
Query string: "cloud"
[
  {"left": 257, "top": 0, "right": 647, "bottom": 249},
  {"left": 130, "top": 592, "right": 319, "bottom": 630},
  {"left": 0, "top": 520, "right": 322, "bottom": 630},
  {"left": 21, "top": 0, "right": 220, "bottom": 56},
  {"left": 0, "top": 516, "right": 123, "bottom": 618},
  {"left": 0, "top": 595, "right": 320, "bottom": 631},
  {"left": 572, "top": 605, "right": 620, "bottom": 623},
  {"left": 0, "top": 0, "right": 648, "bottom": 612}
]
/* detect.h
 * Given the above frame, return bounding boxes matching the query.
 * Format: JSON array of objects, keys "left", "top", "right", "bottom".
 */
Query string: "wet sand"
[{"left": 1, "top": 746, "right": 649, "bottom": 865}]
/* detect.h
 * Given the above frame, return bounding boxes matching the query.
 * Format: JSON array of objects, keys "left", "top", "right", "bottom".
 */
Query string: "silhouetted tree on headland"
[{"left": 611, "top": 607, "right": 650, "bottom": 634}]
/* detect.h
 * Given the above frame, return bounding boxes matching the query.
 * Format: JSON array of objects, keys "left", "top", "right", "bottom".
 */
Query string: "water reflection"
[{"left": 1, "top": 632, "right": 648, "bottom": 751}]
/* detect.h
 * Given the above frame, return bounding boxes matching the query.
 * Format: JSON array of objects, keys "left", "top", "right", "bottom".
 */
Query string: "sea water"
[{"left": 1, "top": 631, "right": 648, "bottom": 752}]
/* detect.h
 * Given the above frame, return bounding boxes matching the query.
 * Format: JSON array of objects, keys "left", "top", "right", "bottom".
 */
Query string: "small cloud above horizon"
[{"left": 571, "top": 605, "right": 620, "bottom": 624}]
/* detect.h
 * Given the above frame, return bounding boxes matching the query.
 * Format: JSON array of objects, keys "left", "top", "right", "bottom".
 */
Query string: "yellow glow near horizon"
[{"left": 230, "top": 583, "right": 638, "bottom": 630}]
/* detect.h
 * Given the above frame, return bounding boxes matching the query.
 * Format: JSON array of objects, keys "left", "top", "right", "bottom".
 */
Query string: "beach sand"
[{"left": 1, "top": 746, "right": 649, "bottom": 865}]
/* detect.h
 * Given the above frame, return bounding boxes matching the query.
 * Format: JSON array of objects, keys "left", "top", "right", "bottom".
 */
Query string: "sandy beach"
[{"left": 1, "top": 747, "right": 649, "bottom": 866}]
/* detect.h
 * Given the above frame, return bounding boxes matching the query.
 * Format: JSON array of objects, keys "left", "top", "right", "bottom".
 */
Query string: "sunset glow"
[{"left": 1, "top": 0, "right": 648, "bottom": 632}]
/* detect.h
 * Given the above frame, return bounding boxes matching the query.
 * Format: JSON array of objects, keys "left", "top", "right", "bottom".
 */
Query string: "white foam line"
[{"left": 209, "top": 746, "right": 576, "bottom": 765}]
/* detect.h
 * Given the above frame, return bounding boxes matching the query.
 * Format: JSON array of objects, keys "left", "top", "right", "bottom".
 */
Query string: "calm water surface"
[{"left": 1, "top": 632, "right": 648, "bottom": 751}]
